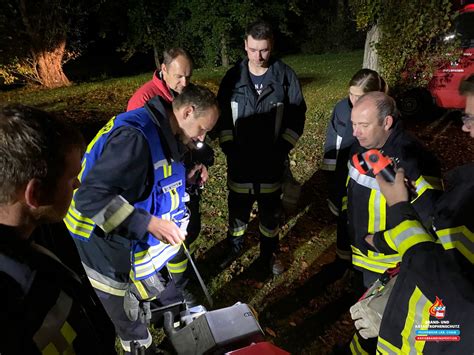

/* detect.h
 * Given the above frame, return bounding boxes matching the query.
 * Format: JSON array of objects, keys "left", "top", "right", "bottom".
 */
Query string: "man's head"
[
  {"left": 459, "top": 74, "right": 474, "bottom": 138},
  {"left": 161, "top": 48, "right": 193, "bottom": 94},
  {"left": 0, "top": 105, "right": 83, "bottom": 226},
  {"left": 351, "top": 92, "right": 399, "bottom": 149},
  {"left": 244, "top": 20, "right": 273, "bottom": 70},
  {"left": 172, "top": 84, "right": 219, "bottom": 145}
]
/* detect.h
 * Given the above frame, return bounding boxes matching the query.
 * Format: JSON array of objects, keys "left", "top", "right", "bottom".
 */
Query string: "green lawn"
[{"left": 1, "top": 50, "right": 363, "bottom": 353}]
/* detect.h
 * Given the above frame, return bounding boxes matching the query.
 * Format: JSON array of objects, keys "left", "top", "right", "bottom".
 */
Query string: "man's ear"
[
  {"left": 161, "top": 63, "right": 167, "bottom": 74},
  {"left": 24, "top": 179, "right": 43, "bottom": 209},
  {"left": 183, "top": 105, "right": 195, "bottom": 120},
  {"left": 384, "top": 115, "right": 394, "bottom": 131}
]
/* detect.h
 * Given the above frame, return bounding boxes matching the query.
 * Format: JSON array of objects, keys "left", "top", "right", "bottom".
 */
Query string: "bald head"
[{"left": 351, "top": 92, "right": 398, "bottom": 149}]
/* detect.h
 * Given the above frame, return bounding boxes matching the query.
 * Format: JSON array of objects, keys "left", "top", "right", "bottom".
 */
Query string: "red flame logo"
[{"left": 429, "top": 296, "right": 446, "bottom": 319}]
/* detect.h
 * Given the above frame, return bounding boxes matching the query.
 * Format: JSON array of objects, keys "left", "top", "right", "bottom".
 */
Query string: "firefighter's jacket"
[
  {"left": 0, "top": 230, "right": 115, "bottom": 354},
  {"left": 65, "top": 97, "right": 188, "bottom": 296},
  {"left": 375, "top": 202, "right": 474, "bottom": 354},
  {"left": 322, "top": 97, "right": 355, "bottom": 172},
  {"left": 217, "top": 58, "right": 306, "bottom": 193},
  {"left": 342, "top": 121, "right": 443, "bottom": 275}
]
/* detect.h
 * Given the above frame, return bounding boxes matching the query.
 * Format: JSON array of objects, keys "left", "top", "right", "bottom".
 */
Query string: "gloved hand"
[
  {"left": 123, "top": 272, "right": 165, "bottom": 323},
  {"left": 349, "top": 297, "right": 382, "bottom": 339},
  {"left": 124, "top": 291, "right": 152, "bottom": 323}
]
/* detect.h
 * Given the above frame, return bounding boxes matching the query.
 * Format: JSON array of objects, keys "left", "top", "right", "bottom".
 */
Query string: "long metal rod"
[{"left": 182, "top": 244, "right": 214, "bottom": 308}]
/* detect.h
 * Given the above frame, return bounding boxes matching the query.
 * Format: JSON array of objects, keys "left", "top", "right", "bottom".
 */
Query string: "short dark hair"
[
  {"left": 245, "top": 20, "right": 274, "bottom": 42},
  {"left": 459, "top": 74, "right": 474, "bottom": 96},
  {"left": 357, "top": 92, "right": 400, "bottom": 125},
  {"left": 0, "top": 105, "right": 84, "bottom": 204},
  {"left": 162, "top": 47, "right": 194, "bottom": 68},
  {"left": 349, "top": 69, "right": 388, "bottom": 94},
  {"left": 172, "top": 84, "right": 218, "bottom": 118}
]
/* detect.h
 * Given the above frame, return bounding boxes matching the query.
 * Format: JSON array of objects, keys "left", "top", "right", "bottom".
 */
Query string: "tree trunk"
[
  {"left": 33, "top": 39, "right": 70, "bottom": 88},
  {"left": 363, "top": 24, "right": 380, "bottom": 71},
  {"left": 220, "top": 34, "right": 229, "bottom": 67}
]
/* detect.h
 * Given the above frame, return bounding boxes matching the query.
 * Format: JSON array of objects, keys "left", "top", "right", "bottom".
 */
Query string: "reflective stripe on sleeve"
[
  {"left": 349, "top": 332, "right": 370, "bottom": 355},
  {"left": 377, "top": 336, "right": 401, "bottom": 354},
  {"left": 386, "top": 220, "right": 434, "bottom": 257},
  {"left": 82, "top": 262, "right": 128, "bottom": 296},
  {"left": 351, "top": 246, "right": 401, "bottom": 274},
  {"left": 401, "top": 287, "right": 431, "bottom": 354},
  {"left": 91, "top": 195, "right": 134, "bottom": 234},
  {"left": 219, "top": 130, "right": 234, "bottom": 144},
  {"left": 436, "top": 225, "right": 474, "bottom": 263}
]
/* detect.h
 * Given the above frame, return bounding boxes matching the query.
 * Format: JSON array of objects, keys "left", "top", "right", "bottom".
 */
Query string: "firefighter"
[
  {"left": 322, "top": 69, "right": 388, "bottom": 267},
  {"left": 0, "top": 105, "right": 115, "bottom": 354},
  {"left": 340, "top": 92, "right": 443, "bottom": 353},
  {"left": 355, "top": 73, "right": 474, "bottom": 354},
  {"left": 127, "top": 48, "right": 214, "bottom": 306},
  {"left": 216, "top": 20, "right": 307, "bottom": 275},
  {"left": 64, "top": 85, "right": 219, "bottom": 353}
]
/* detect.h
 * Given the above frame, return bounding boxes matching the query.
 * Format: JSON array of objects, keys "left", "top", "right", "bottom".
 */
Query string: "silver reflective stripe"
[
  {"left": 372, "top": 191, "right": 384, "bottom": 232},
  {"left": 82, "top": 262, "right": 128, "bottom": 296},
  {"left": 336, "top": 134, "right": 343, "bottom": 151},
  {"left": 154, "top": 158, "right": 168, "bottom": 170},
  {"left": 274, "top": 102, "right": 284, "bottom": 142},
  {"left": 349, "top": 164, "right": 380, "bottom": 191},
  {"left": 231, "top": 101, "right": 239, "bottom": 125},
  {"left": 33, "top": 291, "right": 73, "bottom": 350},
  {"left": 438, "top": 231, "right": 474, "bottom": 255},
  {"left": 120, "top": 328, "right": 152, "bottom": 352},
  {"left": 92, "top": 195, "right": 134, "bottom": 233},
  {"left": 377, "top": 337, "right": 399, "bottom": 354},
  {"left": 392, "top": 226, "right": 429, "bottom": 250},
  {"left": 322, "top": 158, "right": 337, "bottom": 171}
]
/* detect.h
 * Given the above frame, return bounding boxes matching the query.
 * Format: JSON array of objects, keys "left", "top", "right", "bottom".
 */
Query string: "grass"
[{"left": 1, "top": 50, "right": 363, "bottom": 353}]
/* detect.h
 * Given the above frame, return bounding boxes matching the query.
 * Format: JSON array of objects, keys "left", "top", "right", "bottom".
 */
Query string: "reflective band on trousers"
[
  {"left": 228, "top": 179, "right": 281, "bottom": 194},
  {"left": 282, "top": 127, "right": 300, "bottom": 147},
  {"left": 259, "top": 223, "right": 279, "bottom": 238},
  {"left": 322, "top": 158, "right": 336, "bottom": 171},
  {"left": 167, "top": 258, "right": 188, "bottom": 274},
  {"left": 436, "top": 225, "right": 474, "bottom": 263}
]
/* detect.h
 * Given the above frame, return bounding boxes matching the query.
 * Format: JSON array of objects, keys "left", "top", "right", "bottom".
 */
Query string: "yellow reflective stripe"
[
  {"left": 260, "top": 182, "right": 281, "bottom": 193},
  {"left": 42, "top": 342, "right": 59, "bottom": 354},
  {"left": 169, "top": 189, "right": 179, "bottom": 211},
  {"left": 230, "top": 225, "right": 247, "bottom": 237},
  {"left": 436, "top": 226, "right": 474, "bottom": 263},
  {"left": 377, "top": 336, "right": 400, "bottom": 354},
  {"left": 352, "top": 246, "right": 401, "bottom": 273},
  {"left": 167, "top": 259, "right": 188, "bottom": 274},
  {"left": 132, "top": 278, "right": 149, "bottom": 299},
  {"left": 85, "top": 116, "right": 117, "bottom": 155},
  {"left": 382, "top": 230, "right": 398, "bottom": 252},
  {"left": 259, "top": 223, "right": 279, "bottom": 238},
  {"left": 412, "top": 175, "right": 442, "bottom": 203},
  {"left": 134, "top": 244, "right": 180, "bottom": 279},
  {"left": 64, "top": 215, "right": 93, "bottom": 239},
  {"left": 88, "top": 277, "right": 126, "bottom": 296},
  {"left": 228, "top": 180, "right": 253, "bottom": 194},
  {"left": 101, "top": 203, "right": 134, "bottom": 233},
  {"left": 321, "top": 158, "right": 337, "bottom": 171},
  {"left": 401, "top": 287, "right": 430, "bottom": 354},
  {"left": 342, "top": 196, "right": 348, "bottom": 211},
  {"left": 282, "top": 131, "right": 298, "bottom": 147},
  {"left": 368, "top": 190, "right": 376, "bottom": 234},
  {"left": 350, "top": 332, "right": 369, "bottom": 355},
  {"left": 219, "top": 130, "right": 234, "bottom": 144},
  {"left": 387, "top": 220, "right": 434, "bottom": 256},
  {"left": 64, "top": 212, "right": 94, "bottom": 231},
  {"left": 60, "top": 322, "right": 77, "bottom": 345},
  {"left": 67, "top": 204, "right": 94, "bottom": 227}
]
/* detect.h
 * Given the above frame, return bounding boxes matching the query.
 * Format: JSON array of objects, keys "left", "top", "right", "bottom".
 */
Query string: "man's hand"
[
  {"left": 187, "top": 164, "right": 208, "bottom": 185},
  {"left": 375, "top": 168, "right": 409, "bottom": 207},
  {"left": 147, "top": 216, "right": 185, "bottom": 245}
]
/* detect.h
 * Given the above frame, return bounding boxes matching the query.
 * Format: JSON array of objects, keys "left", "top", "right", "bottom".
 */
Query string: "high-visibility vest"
[{"left": 65, "top": 108, "right": 186, "bottom": 280}]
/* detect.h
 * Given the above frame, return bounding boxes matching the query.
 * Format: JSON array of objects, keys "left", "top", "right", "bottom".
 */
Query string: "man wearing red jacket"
[{"left": 127, "top": 48, "right": 193, "bottom": 111}]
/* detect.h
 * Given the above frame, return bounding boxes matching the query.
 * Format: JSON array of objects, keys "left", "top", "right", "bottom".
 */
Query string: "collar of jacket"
[
  {"left": 151, "top": 70, "right": 175, "bottom": 103},
  {"left": 234, "top": 58, "right": 288, "bottom": 89},
  {"left": 144, "top": 96, "right": 186, "bottom": 163}
]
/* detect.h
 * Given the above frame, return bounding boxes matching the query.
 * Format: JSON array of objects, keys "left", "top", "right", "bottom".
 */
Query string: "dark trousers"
[{"left": 227, "top": 189, "right": 282, "bottom": 261}]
